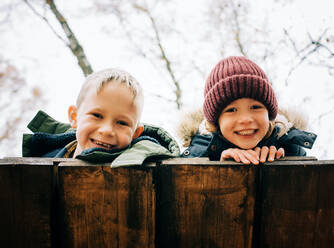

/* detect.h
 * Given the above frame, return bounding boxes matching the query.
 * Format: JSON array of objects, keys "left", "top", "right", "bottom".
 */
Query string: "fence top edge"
[
  {"left": 0, "top": 157, "right": 56, "bottom": 166},
  {"left": 161, "top": 156, "right": 316, "bottom": 164},
  {"left": 2, "top": 156, "right": 334, "bottom": 167}
]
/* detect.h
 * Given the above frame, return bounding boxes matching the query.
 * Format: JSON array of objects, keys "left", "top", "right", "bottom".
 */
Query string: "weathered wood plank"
[
  {"left": 161, "top": 156, "right": 317, "bottom": 166},
  {"left": 0, "top": 160, "right": 54, "bottom": 248},
  {"left": 57, "top": 163, "right": 155, "bottom": 248},
  {"left": 1, "top": 157, "right": 333, "bottom": 248},
  {"left": 259, "top": 162, "right": 334, "bottom": 248},
  {"left": 155, "top": 163, "right": 256, "bottom": 248}
]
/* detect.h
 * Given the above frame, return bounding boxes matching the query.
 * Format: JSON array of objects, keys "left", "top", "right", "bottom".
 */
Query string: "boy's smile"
[
  {"left": 90, "top": 138, "right": 116, "bottom": 150},
  {"left": 218, "top": 98, "right": 270, "bottom": 149},
  {"left": 68, "top": 82, "right": 141, "bottom": 157}
]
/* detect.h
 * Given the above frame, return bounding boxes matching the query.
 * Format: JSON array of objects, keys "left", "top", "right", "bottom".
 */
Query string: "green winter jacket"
[{"left": 22, "top": 110, "right": 180, "bottom": 167}]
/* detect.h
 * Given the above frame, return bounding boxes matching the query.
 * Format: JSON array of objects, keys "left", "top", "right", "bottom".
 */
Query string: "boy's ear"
[
  {"left": 132, "top": 124, "right": 144, "bottom": 139},
  {"left": 68, "top": 105, "right": 78, "bottom": 128}
]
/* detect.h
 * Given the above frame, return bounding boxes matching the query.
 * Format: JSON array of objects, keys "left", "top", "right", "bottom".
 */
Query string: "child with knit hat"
[{"left": 178, "top": 56, "right": 317, "bottom": 164}]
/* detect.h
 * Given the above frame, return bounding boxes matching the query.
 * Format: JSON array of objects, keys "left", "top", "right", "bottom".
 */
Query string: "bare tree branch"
[
  {"left": 109, "top": 4, "right": 148, "bottom": 59},
  {"left": 283, "top": 28, "right": 299, "bottom": 55},
  {"left": 285, "top": 44, "right": 319, "bottom": 85},
  {"left": 309, "top": 31, "right": 334, "bottom": 57},
  {"left": 25, "top": 0, "right": 93, "bottom": 76},
  {"left": 231, "top": 2, "right": 247, "bottom": 57},
  {"left": 314, "top": 100, "right": 334, "bottom": 126},
  {"left": 23, "top": 0, "right": 67, "bottom": 43},
  {"left": 134, "top": 4, "right": 182, "bottom": 109},
  {"left": 285, "top": 29, "right": 333, "bottom": 85},
  {"left": 147, "top": 92, "right": 177, "bottom": 104},
  {"left": 45, "top": 0, "right": 93, "bottom": 76},
  {"left": 0, "top": 60, "right": 44, "bottom": 154}
]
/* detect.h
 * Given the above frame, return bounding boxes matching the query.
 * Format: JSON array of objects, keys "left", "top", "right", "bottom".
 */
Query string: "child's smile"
[
  {"left": 235, "top": 129, "right": 258, "bottom": 136},
  {"left": 218, "top": 98, "right": 270, "bottom": 149},
  {"left": 90, "top": 138, "right": 116, "bottom": 150}
]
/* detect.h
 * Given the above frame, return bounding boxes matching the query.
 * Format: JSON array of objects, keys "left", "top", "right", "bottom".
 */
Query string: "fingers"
[
  {"left": 259, "top": 146, "right": 269, "bottom": 163},
  {"left": 220, "top": 149, "right": 239, "bottom": 162},
  {"left": 221, "top": 149, "right": 243, "bottom": 162},
  {"left": 257, "top": 146, "right": 285, "bottom": 163},
  {"left": 254, "top": 147, "right": 261, "bottom": 157},
  {"left": 220, "top": 147, "right": 285, "bottom": 165},
  {"left": 276, "top": 147, "right": 285, "bottom": 159},
  {"left": 221, "top": 148, "right": 259, "bottom": 165},
  {"left": 239, "top": 150, "right": 259, "bottom": 165},
  {"left": 267, "top": 146, "right": 276, "bottom": 162}
]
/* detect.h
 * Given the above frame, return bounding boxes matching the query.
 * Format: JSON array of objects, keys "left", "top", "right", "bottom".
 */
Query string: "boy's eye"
[
  {"left": 117, "top": 120, "right": 129, "bottom": 126},
  {"left": 224, "top": 107, "right": 237, "bottom": 113},
  {"left": 92, "top": 113, "right": 103, "bottom": 118}
]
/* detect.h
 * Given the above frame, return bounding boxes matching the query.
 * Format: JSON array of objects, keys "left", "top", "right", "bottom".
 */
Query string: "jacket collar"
[{"left": 23, "top": 110, "right": 180, "bottom": 159}]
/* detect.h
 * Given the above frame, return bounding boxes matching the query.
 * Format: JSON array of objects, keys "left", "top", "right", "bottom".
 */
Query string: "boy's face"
[
  {"left": 218, "top": 98, "right": 269, "bottom": 149},
  {"left": 68, "top": 82, "right": 142, "bottom": 157}
]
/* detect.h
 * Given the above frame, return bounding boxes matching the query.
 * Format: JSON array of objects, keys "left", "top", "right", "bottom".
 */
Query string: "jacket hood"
[{"left": 177, "top": 107, "right": 310, "bottom": 147}]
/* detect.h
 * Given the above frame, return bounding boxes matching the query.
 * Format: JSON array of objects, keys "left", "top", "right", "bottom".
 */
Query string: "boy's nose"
[{"left": 98, "top": 123, "right": 115, "bottom": 136}]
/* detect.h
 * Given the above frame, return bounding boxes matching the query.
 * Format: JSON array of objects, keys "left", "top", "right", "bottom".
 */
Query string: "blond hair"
[{"left": 76, "top": 68, "right": 144, "bottom": 112}]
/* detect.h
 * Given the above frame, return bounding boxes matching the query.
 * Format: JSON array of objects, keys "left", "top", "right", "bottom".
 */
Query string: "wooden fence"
[{"left": 0, "top": 157, "right": 333, "bottom": 247}]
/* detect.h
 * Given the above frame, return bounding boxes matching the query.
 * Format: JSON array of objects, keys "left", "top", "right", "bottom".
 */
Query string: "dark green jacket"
[
  {"left": 181, "top": 126, "right": 317, "bottom": 160},
  {"left": 23, "top": 110, "right": 180, "bottom": 167}
]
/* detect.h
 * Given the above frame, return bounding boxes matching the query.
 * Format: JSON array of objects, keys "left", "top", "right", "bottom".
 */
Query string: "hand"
[
  {"left": 220, "top": 148, "right": 260, "bottom": 165},
  {"left": 254, "top": 146, "right": 285, "bottom": 163}
]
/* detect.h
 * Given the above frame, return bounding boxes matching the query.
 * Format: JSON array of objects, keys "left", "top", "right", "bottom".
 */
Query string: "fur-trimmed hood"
[{"left": 177, "top": 108, "right": 310, "bottom": 147}]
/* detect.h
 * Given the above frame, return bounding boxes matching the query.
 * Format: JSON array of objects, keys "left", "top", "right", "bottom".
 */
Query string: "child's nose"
[
  {"left": 238, "top": 113, "right": 253, "bottom": 123},
  {"left": 98, "top": 123, "right": 115, "bottom": 136}
]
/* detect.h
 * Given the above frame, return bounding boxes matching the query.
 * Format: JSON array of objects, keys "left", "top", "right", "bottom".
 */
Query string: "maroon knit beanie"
[{"left": 203, "top": 56, "right": 278, "bottom": 123}]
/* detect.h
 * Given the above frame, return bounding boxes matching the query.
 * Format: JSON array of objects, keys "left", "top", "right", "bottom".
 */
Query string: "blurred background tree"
[{"left": 0, "top": 57, "right": 43, "bottom": 156}]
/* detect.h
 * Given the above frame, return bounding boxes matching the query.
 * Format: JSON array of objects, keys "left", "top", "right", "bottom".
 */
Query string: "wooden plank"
[
  {"left": 161, "top": 156, "right": 317, "bottom": 166},
  {"left": 313, "top": 164, "right": 334, "bottom": 247},
  {"left": 57, "top": 162, "right": 155, "bottom": 248},
  {"left": 1, "top": 157, "right": 333, "bottom": 248},
  {"left": 259, "top": 162, "right": 334, "bottom": 248},
  {"left": 0, "top": 157, "right": 57, "bottom": 165},
  {"left": 155, "top": 163, "right": 256, "bottom": 248},
  {"left": 0, "top": 159, "right": 54, "bottom": 248}
]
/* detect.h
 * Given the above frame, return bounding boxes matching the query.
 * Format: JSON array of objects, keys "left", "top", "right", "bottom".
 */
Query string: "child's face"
[
  {"left": 218, "top": 98, "right": 269, "bottom": 149},
  {"left": 68, "top": 82, "right": 141, "bottom": 157}
]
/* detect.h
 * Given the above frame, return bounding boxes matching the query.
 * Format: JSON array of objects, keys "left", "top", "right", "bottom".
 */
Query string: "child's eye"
[
  {"left": 91, "top": 113, "right": 103, "bottom": 118},
  {"left": 224, "top": 107, "right": 237, "bottom": 113},
  {"left": 117, "top": 120, "right": 129, "bottom": 126},
  {"left": 250, "top": 105, "right": 263, "bottom": 110}
]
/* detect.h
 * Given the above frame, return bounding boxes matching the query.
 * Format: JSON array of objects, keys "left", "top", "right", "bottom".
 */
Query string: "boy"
[
  {"left": 178, "top": 56, "right": 317, "bottom": 164},
  {"left": 23, "top": 69, "right": 179, "bottom": 166}
]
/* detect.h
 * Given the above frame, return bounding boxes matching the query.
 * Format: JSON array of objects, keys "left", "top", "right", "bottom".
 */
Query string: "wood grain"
[
  {"left": 57, "top": 163, "right": 155, "bottom": 248},
  {"left": 155, "top": 164, "right": 256, "bottom": 248},
  {"left": 1, "top": 158, "right": 334, "bottom": 248},
  {"left": 0, "top": 160, "right": 54, "bottom": 248},
  {"left": 259, "top": 163, "right": 334, "bottom": 248}
]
